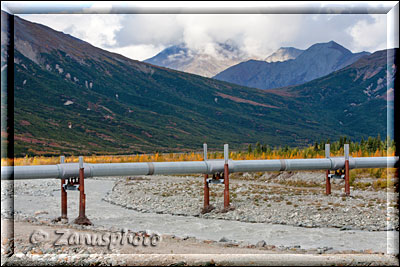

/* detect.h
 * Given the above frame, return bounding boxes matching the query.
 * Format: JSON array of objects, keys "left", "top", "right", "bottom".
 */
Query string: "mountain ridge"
[
  {"left": 265, "top": 47, "right": 304, "bottom": 62},
  {"left": 1, "top": 11, "right": 392, "bottom": 156},
  {"left": 213, "top": 41, "right": 371, "bottom": 90}
]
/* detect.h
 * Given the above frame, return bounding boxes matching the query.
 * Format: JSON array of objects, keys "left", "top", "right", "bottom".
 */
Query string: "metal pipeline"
[{"left": 1, "top": 156, "right": 398, "bottom": 180}]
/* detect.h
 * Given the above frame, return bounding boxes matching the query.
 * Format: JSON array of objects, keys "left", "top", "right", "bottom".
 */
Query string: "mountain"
[
  {"left": 265, "top": 47, "right": 304, "bottom": 63},
  {"left": 213, "top": 41, "right": 371, "bottom": 90},
  {"left": 144, "top": 42, "right": 251, "bottom": 77},
  {"left": 0, "top": 11, "right": 315, "bottom": 156},
  {"left": 270, "top": 49, "right": 395, "bottom": 138},
  {"left": 1, "top": 11, "right": 393, "bottom": 156}
]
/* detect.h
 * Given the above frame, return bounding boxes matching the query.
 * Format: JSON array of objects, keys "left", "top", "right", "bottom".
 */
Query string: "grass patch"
[
  {"left": 353, "top": 181, "right": 372, "bottom": 190},
  {"left": 372, "top": 178, "right": 396, "bottom": 190},
  {"left": 278, "top": 180, "right": 323, "bottom": 188}
]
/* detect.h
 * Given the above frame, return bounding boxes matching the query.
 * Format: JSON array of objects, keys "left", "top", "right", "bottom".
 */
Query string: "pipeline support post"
[
  {"left": 203, "top": 143, "right": 210, "bottom": 210},
  {"left": 60, "top": 156, "right": 68, "bottom": 221},
  {"left": 344, "top": 144, "right": 350, "bottom": 196},
  {"left": 74, "top": 156, "right": 92, "bottom": 225},
  {"left": 223, "top": 144, "right": 230, "bottom": 209},
  {"left": 53, "top": 156, "right": 68, "bottom": 223},
  {"left": 203, "top": 173, "right": 209, "bottom": 207},
  {"left": 325, "top": 144, "right": 331, "bottom": 195}
]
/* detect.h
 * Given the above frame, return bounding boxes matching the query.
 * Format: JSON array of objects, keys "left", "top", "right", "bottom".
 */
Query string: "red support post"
[
  {"left": 204, "top": 174, "right": 210, "bottom": 209},
  {"left": 224, "top": 163, "right": 230, "bottom": 209},
  {"left": 78, "top": 167, "right": 85, "bottom": 217},
  {"left": 55, "top": 156, "right": 68, "bottom": 223},
  {"left": 223, "top": 144, "right": 230, "bottom": 210},
  {"left": 344, "top": 144, "right": 350, "bottom": 196},
  {"left": 203, "top": 143, "right": 210, "bottom": 210},
  {"left": 74, "top": 156, "right": 92, "bottom": 225},
  {"left": 325, "top": 170, "right": 331, "bottom": 195},
  {"left": 325, "top": 144, "right": 331, "bottom": 195},
  {"left": 61, "top": 179, "right": 68, "bottom": 220},
  {"left": 345, "top": 160, "right": 350, "bottom": 195}
]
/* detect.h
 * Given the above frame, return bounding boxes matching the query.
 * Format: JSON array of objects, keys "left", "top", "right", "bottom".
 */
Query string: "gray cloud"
[
  {"left": 283, "top": 14, "right": 378, "bottom": 51},
  {"left": 112, "top": 14, "right": 386, "bottom": 59},
  {"left": 19, "top": 13, "right": 388, "bottom": 61},
  {"left": 113, "top": 14, "right": 184, "bottom": 48}
]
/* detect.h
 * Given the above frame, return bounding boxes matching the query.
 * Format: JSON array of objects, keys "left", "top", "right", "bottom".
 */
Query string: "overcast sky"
[{"left": 17, "top": 8, "right": 389, "bottom": 61}]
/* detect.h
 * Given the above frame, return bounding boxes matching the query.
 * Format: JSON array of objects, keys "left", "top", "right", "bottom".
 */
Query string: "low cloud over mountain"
[{"left": 214, "top": 41, "right": 370, "bottom": 90}]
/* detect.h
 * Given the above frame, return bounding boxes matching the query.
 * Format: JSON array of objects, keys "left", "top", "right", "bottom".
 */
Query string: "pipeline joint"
[
  {"left": 147, "top": 162, "right": 155, "bottom": 175},
  {"left": 279, "top": 159, "right": 287, "bottom": 171}
]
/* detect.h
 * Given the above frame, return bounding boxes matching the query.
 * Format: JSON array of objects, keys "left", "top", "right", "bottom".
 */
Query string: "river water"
[{"left": 4, "top": 178, "right": 398, "bottom": 253}]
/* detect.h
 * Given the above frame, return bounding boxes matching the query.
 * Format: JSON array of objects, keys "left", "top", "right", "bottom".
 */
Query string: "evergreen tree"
[
  {"left": 367, "top": 136, "right": 374, "bottom": 152},
  {"left": 283, "top": 145, "right": 289, "bottom": 153},
  {"left": 360, "top": 136, "right": 366, "bottom": 151},
  {"left": 376, "top": 134, "right": 382, "bottom": 150},
  {"left": 255, "top": 142, "right": 261, "bottom": 154},
  {"left": 339, "top": 136, "right": 344, "bottom": 148},
  {"left": 314, "top": 142, "right": 319, "bottom": 151},
  {"left": 354, "top": 142, "right": 359, "bottom": 152},
  {"left": 261, "top": 144, "right": 266, "bottom": 153},
  {"left": 319, "top": 140, "right": 326, "bottom": 151}
]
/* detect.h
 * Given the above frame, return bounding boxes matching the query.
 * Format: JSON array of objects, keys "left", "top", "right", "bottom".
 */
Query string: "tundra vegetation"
[{"left": 3, "top": 136, "right": 396, "bottom": 186}]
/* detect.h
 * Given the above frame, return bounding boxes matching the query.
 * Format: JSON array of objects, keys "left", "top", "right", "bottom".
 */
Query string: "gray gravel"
[
  {"left": 1, "top": 172, "right": 399, "bottom": 265},
  {"left": 104, "top": 172, "right": 398, "bottom": 231}
]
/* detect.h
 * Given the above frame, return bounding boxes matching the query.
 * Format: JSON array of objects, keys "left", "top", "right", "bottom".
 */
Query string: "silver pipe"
[
  {"left": 1, "top": 157, "right": 398, "bottom": 180},
  {"left": 2, "top": 164, "right": 61, "bottom": 180},
  {"left": 89, "top": 163, "right": 149, "bottom": 177}
]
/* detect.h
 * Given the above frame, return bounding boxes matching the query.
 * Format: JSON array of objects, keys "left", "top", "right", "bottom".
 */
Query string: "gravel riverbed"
[
  {"left": 1, "top": 172, "right": 399, "bottom": 265},
  {"left": 104, "top": 171, "right": 398, "bottom": 231}
]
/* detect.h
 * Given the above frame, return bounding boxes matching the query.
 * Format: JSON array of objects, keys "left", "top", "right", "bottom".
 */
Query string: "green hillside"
[
  {"left": 1, "top": 11, "right": 393, "bottom": 156},
  {"left": 283, "top": 49, "right": 394, "bottom": 137}
]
